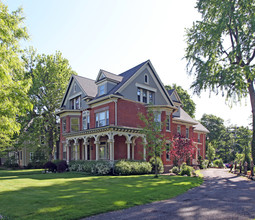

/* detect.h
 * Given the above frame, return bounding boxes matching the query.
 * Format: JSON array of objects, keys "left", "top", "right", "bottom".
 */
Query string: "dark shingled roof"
[
  {"left": 98, "top": 70, "right": 123, "bottom": 82},
  {"left": 167, "top": 89, "right": 175, "bottom": 96},
  {"left": 73, "top": 75, "right": 97, "bottom": 97}
]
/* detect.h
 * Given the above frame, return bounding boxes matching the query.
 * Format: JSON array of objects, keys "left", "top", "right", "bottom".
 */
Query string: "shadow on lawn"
[{"left": 0, "top": 174, "right": 201, "bottom": 220}]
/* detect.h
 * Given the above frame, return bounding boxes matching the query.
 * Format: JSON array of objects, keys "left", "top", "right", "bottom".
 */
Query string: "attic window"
[
  {"left": 99, "top": 84, "right": 105, "bottom": 96},
  {"left": 144, "top": 74, "right": 148, "bottom": 84},
  {"left": 74, "top": 83, "right": 77, "bottom": 92}
]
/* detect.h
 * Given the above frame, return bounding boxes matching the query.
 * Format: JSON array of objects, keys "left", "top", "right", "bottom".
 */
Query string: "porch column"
[
  {"left": 126, "top": 141, "right": 132, "bottom": 160},
  {"left": 66, "top": 140, "right": 70, "bottom": 163},
  {"left": 132, "top": 143, "right": 135, "bottom": 160},
  {"left": 95, "top": 141, "right": 100, "bottom": 160},
  {"left": 85, "top": 142, "right": 89, "bottom": 160},
  {"left": 74, "top": 140, "right": 78, "bottom": 161},
  {"left": 143, "top": 147, "right": 146, "bottom": 161},
  {"left": 108, "top": 139, "right": 114, "bottom": 161}
]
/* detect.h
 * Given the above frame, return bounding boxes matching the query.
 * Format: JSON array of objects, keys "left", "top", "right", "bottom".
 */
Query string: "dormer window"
[
  {"left": 71, "top": 96, "right": 80, "bottom": 109},
  {"left": 99, "top": 84, "right": 105, "bottom": 96},
  {"left": 144, "top": 74, "right": 148, "bottom": 84}
]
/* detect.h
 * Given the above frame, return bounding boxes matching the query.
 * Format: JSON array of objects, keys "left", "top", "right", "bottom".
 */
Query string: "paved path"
[{"left": 85, "top": 169, "right": 255, "bottom": 220}]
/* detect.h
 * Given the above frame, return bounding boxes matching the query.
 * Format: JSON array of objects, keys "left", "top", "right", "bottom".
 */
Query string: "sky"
[{"left": 4, "top": 0, "right": 252, "bottom": 128}]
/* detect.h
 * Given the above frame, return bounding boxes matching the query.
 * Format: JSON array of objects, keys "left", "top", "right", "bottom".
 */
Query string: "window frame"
[
  {"left": 166, "top": 115, "right": 171, "bottom": 132},
  {"left": 70, "top": 117, "right": 80, "bottom": 132},
  {"left": 62, "top": 118, "right": 66, "bottom": 133},
  {"left": 177, "top": 125, "right": 181, "bottom": 134},
  {"left": 198, "top": 134, "right": 201, "bottom": 143},
  {"left": 99, "top": 84, "right": 105, "bottom": 96},
  {"left": 82, "top": 111, "right": 90, "bottom": 130},
  {"left": 95, "top": 110, "right": 109, "bottom": 128},
  {"left": 144, "top": 74, "right": 149, "bottom": 84},
  {"left": 186, "top": 127, "right": 189, "bottom": 138}
]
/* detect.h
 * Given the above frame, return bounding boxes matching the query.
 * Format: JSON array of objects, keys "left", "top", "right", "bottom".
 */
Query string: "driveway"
[{"left": 85, "top": 168, "right": 255, "bottom": 220}]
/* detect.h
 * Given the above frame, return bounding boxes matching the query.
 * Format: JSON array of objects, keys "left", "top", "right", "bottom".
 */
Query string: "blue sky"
[{"left": 4, "top": 0, "right": 252, "bottom": 127}]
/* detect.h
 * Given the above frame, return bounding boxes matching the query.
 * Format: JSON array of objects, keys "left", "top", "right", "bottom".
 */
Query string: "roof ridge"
[
  {"left": 119, "top": 60, "right": 149, "bottom": 76},
  {"left": 73, "top": 74, "right": 95, "bottom": 82}
]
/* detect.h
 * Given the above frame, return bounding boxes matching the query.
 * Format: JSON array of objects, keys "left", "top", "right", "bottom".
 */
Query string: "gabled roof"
[
  {"left": 173, "top": 107, "right": 198, "bottom": 125},
  {"left": 194, "top": 122, "right": 210, "bottom": 133},
  {"left": 73, "top": 75, "right": 97, "bottom": 97},
  {"left": 96, "top": 70, "right": 123, "bottom": 83},
  {"left": 167, "top": 89, "right": 182, "bottom": 104}
]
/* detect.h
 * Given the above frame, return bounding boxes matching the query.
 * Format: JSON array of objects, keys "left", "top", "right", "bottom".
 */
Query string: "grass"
[{"left": 0, "top": 170, "right": 203, "bottom": 220}]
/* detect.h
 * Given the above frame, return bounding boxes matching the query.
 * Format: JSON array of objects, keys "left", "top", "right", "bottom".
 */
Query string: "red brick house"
[{"left": 57, "top": 60, "right": 209, "bottom": 170}]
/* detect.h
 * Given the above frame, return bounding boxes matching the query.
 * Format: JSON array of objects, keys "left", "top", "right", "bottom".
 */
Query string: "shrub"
[
  {"left": 26, "top": 161, "right": 45, "bottom": 169},
  {"left": 114, "top": 160, "right": 152, "bottom": 175},
  {"left": 3, "top": 159, "right": 19, "bottom": 169},
  {"left": 69, "top": 160, "right": 112, "bottom": 175},
  {"left": 202, "top": 160, "right": 209, "bottom": 169},
  {"left": 180, "top": 163, "right": 194, "bottom": 176},
  {"left": 56, "top": 160, "right": 68, "bottom": 172},
  {"left": 43, "top": 161, "right": 57, "bottom": 172},
  {"left": 149, "top": 157, "right": 164, "bottom": 174},
  {"left": 213, "top": 159, "right": 224, "bottom": 168},
  {"left": 171, "top": 166, "right": 179, "bottom": 174}
]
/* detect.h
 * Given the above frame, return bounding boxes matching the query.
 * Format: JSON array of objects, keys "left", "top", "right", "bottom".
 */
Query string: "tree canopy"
[
  {"left": 0, "top": 3, "right": 32, "bottom": 150},
  {"left": 165, "top": 84, "right": 196, "bottom": 118},
  {"left": 185, "top": 0, "right": 255, "bottom": 162}
]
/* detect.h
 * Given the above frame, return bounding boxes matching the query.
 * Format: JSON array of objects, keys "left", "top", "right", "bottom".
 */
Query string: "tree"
[
  {"left": 200, "top": 114, "right": 226, "bottom": 145},
  {"left": 165, "top": 84, "right": 196, "bottom": 118},
  {"left": 19, "top": 50, "right": 75, "bottom": 160},
  {"left": 0, "top": 3, "right": 32, "bottom": 151},
  {"left": 170, "top": 134, "right": 195, "bottom": 166},
  {"left": 185, "top": 0, "right": 255, "bottom": 162},
  {"left": 139, "top": 107, "right": 166, "bottom": 178},
  {"left": 206, "top": 143, "right": 216, "bottom": 165}
]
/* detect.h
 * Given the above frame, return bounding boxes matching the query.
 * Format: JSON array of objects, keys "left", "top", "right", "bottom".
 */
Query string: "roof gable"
[{"left": 96, "top": 69, "right": 123, "bottom": 84}]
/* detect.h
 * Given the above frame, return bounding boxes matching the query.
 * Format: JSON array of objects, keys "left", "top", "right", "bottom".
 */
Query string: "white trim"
[
  {"left": 68, "top": 92, "right": 82, "bottom": 100},
  {"left": 135, "top": 82, "right": 157, "bottom": 92},
  {"left": 59, "top": 111, "right": 81, "bottom": 118}
]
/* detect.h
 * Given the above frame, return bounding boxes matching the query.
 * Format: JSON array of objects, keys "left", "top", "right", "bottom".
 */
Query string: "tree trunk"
[
  {"left": 48, "top": 128, "right": 54, "bottom": 161},
  {"left": 248, "top": 82, "right": 255, "bottom": 163}
]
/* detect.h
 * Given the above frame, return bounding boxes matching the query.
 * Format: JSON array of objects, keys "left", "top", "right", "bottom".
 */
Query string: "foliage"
[
  {"left": 139, "top": 107, "right": 166, "bottom": 177},
  {"left": 114, "top": 160, "right": 152, "bottom": 175},
  {"left": 202, "top": 159, "right": 209, "bottom": 169},
  {"left": 18, "top": 49, "right": 76, "bottom": 160},
  {"left": 0, "top": 169, "right": 203, "bottom": 220},
  {"left": 171, "top": 166, "right": 179, "bottom": 174},
  {"left": 206, "top": 143, "right": 216, "bottom": 164},
  {"left": 170, "top": 134, "right": 195, "bottom": 165},
  {"left": 149, "top": 157, "right": 164, "bottom": 174},
  {"left": 43, "top": 161, "right": 57, "bottom": 172},
  {"left": 26, "top": 161, "right": 44, "bottom": 169},
  {"left": 0, "top": 2, "right": 32, "bottom": 150},
  {"left": 180, "top": 163, "right": 194, "bottom": 176},
  {"left": 3, "top": 156, "right": 19, "bottom": 169},
  {"left": 56, "top": 160, "right": 68, "bottom": 173},
  {"left": 69, "top": 160, "right": 112, "bottom": 175},
  {"left": 165, "top": 84, "right": 196, "bottom": 118},
  {"left": 185, "top": 0, "right": 255, "bottom": 163},
  {"left": 197, "top": 155, "right": 203, "bottom": 169},
  {"left": 213, "top": 159, "right": 224, "bottom": 168}
]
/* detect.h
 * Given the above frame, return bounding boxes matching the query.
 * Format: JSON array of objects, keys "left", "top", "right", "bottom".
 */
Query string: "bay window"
[
  {"left": 82, "top": 111, "right": 90, "bottom": 130},
  {"left": 70, "top": 96, "right": 81, "bottom": 110},
  {"left": 71, "top": 117, "right": 79, "bottom": 132}
]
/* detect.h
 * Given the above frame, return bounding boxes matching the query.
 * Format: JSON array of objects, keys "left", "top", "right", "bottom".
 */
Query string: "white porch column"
[
  {"left": 74, "top": 139, "right": 78, "bottom": 161},
  {"left": 95, "top": 141, "right": 100, "bottom": 160},
  {"left": 126, "top": 141, "right": 132, "bottom": 160},
  {"left": 66, "top": 140, "right": 70, "bottom": 163},
  {"left": 108, "top": 139, "right": 115, "bottom": 161},
  {"left": 132, "top": 143, "right": 135, "bottom": 160},
  {"left": 143, "top": 147, "right": 146, "bottom": 161},
  {"left": 85, "top": 142, "right": 89, "bottom": 160}
]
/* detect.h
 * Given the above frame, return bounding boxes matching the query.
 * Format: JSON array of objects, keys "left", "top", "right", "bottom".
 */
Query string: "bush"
[
  {"left": 171, "top": 166, "right": 179, "bottom": 174},
  {"left": 26, "top": 161, "right": 45, "bottom": 169},
  {"left": 180, "top": 163, "right": 194, "bottom": 176},
  {"left": 213, "top": 159, "right": 224, "bottom": 168},
  {"left": 115, "top": 160, "right": 152, "bottom": 175},
  {"left": 43, "top": 161, "right": 57, "bottom": 172},
  {"left": 69, "top": 160, "right": 112, "bottom": 175},
  {"left": 202, "top": 160, "right": 209, "bottom": 169},
  {"left": 56, "top": 160, "right": 68, "bottom": 172},
  {"left": 3, "top": 159, "right": 19, "bottom": 169},
  {"left": 149, "top": 157, "right": 164, "bottom": 174}
]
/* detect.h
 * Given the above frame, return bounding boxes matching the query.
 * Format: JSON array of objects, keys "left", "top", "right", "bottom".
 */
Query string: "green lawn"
[{"left": 0, "top": 170, "right": 203, "bottom": 220}]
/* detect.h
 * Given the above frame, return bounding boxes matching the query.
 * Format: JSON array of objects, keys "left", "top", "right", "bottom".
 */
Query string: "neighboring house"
[{"left": 57, "top": 60, "right": 209, "bottom": 171}]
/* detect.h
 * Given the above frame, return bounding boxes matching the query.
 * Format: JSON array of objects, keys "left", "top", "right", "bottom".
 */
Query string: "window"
[
  {"left": 149, "top": 92, "right": 153, "bottom": 104},
  {"left": 198, "top": 134, "right": 201, "bottom": 143},
  {"left": 95, "top": 110, "right": 109, "bottom": 127},
  {"left": 166, "top": 143, "right": 170, "bottom": 161},
  {"left": 166, "top": 115, "right": 171, "bottom": 131},
  {"left": 186, "top": 127, "right": 189, "bottom": 138},
  {"left": 143, "top": 90, "right": 147, "bottom": 103},
  {"left": 63, "top": 144, "right": 67, "bottom": 160},
  {"left": 99, "top": 84, "right": 105, "bottom": 96},
  {"left": 177, "top": 125, "right": 181, "bottom": 134},
  {"left": 74, "top": 83, "right": 77, "bottom": 92},
  {"left": 137, "top": 88, "right": 141, "bottom": 102},
  {"left": 30, "top": 152, "right": 33, "bottom": 161},
  {"left": 71, "top": 117, "right": 80, "bottom": 132},
  {"left": 154, "top": 112, "right": 161, "bottom": 129},
  {"left": 82, "top": 111, "right": 90, "bottom": 130},
  {"left": 99, "top": 142, "right": 109, "bottom": 160},
  {"left": 62, "top": 118, "right": 66, "bottom": 133},
  {"left": 144, "top": 74, "right": 148, "bottom": 83},
  {"left": 70, "top": 96, "right": 80, "bottom": 109}
]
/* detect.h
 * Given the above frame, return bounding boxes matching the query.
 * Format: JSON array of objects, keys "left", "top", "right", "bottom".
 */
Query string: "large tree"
[
  {"left": 0, "top": 3, "right": 32, "bottom": 151},
  {"left": 185, "top": 0, "right": 255, "bottom": 162},
  {"left": 20, "top": 50, "right": 75, "bottom": 160},
  {"left": 165, "top": 84, "right": 196, "bottom": 118}
]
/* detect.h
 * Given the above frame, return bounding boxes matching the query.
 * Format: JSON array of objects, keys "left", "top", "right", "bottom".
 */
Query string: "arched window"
[{"left": 144, "top": 74, "right": 148, "bottom": 83}]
